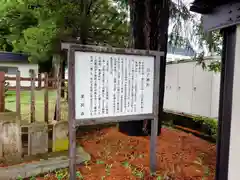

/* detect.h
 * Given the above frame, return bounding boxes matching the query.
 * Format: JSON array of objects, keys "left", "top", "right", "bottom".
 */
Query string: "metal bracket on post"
[{"left": 202, "top": 2, "right": 240, "bottom": 31}]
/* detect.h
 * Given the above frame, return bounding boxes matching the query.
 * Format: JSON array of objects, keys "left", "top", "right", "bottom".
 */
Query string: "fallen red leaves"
[
  {"left": 75, "top": 127, "right": 216, "bottom": 180},
  {"left": 29, "top": 126, "right": 216, "bottom": 179}
]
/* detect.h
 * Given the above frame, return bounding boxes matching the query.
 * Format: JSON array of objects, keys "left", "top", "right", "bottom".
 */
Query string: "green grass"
[{"left": 5, "top": 90, "right": 68, "bottom": 123}]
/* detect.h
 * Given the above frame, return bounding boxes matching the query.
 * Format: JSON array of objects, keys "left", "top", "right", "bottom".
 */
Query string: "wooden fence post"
[
  {"left": 16, "top": 70, "right": 22, "bottom": 157},
  {"left": 38, "top": 73, "right": 41, "bottom": 89},
  {"left": 56, "top": 75, "right": 61, "bottom": 121},
  {"left": 44, "top": 73, "right": 49, "bottom": 123},
  {"left": 30, "top": 70, "right": 35, "bottom": 123},
  {"left": 16, "top": 70, "right": 21, "bottom": 121},
  {"left": 0, "top": 72, "right": 5, "bottom": 112}
]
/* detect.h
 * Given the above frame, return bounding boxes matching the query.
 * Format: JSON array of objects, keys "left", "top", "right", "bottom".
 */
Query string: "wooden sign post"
[{"left": 67, "top": 45, "right": 164, "bottom": 179}]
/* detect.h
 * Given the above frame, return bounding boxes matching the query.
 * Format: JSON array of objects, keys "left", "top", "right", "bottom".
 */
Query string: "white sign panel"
[{"left": 74, "top": 51, "right": 155, "bottom": 119}]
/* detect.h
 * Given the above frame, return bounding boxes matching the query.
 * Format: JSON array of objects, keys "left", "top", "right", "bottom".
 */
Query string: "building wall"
[
  {"left": 0, "top": 63, "right": 39, "bottom": 87},
  {"left": 164, "top": 57, "right": 221, "bottom": 119}
]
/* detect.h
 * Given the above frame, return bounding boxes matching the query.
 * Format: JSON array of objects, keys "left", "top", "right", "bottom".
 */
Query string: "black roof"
[
  {"left": 190, "top": 0, "right": 239, "bottom": 14},
  {"left": 0, "top": 52, "right": 29, "bottom": 63}
]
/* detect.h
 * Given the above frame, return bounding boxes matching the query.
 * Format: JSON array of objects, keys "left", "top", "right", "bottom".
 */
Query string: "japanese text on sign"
[{"left": 75, "top": 52, "right": 154, "bottom": 119}]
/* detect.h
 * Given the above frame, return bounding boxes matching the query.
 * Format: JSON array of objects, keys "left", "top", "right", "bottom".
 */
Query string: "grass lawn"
[{"left": 5, "top": 90, "right": 68, "bottom": 123}]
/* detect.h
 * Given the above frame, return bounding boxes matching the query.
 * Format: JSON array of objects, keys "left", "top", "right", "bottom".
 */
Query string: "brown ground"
[
  {"left": 29, "top": 126, "right": 217, "bottom": 179},
  {"left": 76, "top": 126, "right": 216, "bottom": 180}
]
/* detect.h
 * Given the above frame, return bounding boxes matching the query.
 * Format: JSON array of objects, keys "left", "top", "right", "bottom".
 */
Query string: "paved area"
[{"left": 0, "top": 146, "right": 90, "bottom": 180}]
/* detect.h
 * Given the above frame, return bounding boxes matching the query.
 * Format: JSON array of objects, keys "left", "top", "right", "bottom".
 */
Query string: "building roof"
[
  {"left": 167, "top": 44, "right": 196, "bottom": 57},
  {"left": 190, "top": 0, "right": 239, "bottom": 14},
  {"left": 0, "top": 51, "right": 29, "bottom": 63}
]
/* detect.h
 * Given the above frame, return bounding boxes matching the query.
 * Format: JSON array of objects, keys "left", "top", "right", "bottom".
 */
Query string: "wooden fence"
[
  {"left": 0, "top": 70, "right": 68, "bottom": 123},
  {"left": 5, "top": 73, "right": 68, "bottom": 90}
]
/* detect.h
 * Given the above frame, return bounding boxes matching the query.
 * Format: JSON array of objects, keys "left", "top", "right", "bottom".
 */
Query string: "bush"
[
  {"left": 192, "top": 116, "right": 218, "bottom": 140},
  {"left": 163, "top": 113, "right": 218, "bottom": 141}
]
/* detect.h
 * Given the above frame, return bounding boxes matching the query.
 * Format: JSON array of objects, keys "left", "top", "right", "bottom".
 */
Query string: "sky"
[{"left": 170, "top": 0, "right": 207, "bottom": 54}]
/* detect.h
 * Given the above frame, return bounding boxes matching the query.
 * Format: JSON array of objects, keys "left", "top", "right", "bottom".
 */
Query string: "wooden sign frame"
[{"left": 67, "top": 44, "right": 164, "bottom": 179}]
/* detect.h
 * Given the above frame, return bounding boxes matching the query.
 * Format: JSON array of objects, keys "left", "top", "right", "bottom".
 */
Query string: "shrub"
[{"left": 192, "top": 116, "right": 218, "bottom": 140}]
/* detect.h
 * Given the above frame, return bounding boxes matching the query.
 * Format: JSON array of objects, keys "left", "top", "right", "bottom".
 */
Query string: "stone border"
[{"left": 0, "top": 147, "right": 90, "bottom": 180}]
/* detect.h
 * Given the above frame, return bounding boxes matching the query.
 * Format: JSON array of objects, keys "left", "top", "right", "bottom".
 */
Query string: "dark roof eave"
[
  {"left": 189, "top": 5, "right": 213, "bottom": 14},
  {"left": 190, "top": 0, "right": 239, "bottom": 14}
]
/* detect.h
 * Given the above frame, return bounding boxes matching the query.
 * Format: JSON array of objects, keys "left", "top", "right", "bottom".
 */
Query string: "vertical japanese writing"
[
  {"left": 113, "top": 57, "right": 117, "bottom": 114},
  {"left": 101, "top": 57, "right": 105, "bottom": 115},
  {"left": 77, "top": 53, "right": 154, "bottom": 119},
  {"left": 127, "top": 58, "right": 131, "bottom": 112},
  {"left": 106, "top": 58, "right": 109, "bottom": 115},
  {"left": 140, "top": 61, "right": 145, "bottom": 111},
  {"left": 130, "top": 59, "right": 134, "bottom": 112},
  {"left": 90, "top": 56, "right": 94, "bottom": 116},
  {"left": 133, "top": 61, "right": 138, "bottom": 112},
  {"left": 110, "top": 57, "right": 113, "bottom": 75},
  {"left": 97, "top": 56, "right": 102, "bottom": 115},
  {"left": 116, "top": 57, "right": 121, "bottom": 113},
  {"left": 80, "top": 94, "right": 85, "bottom": 116},
  {"left": 146, "top": 68, "right": 151, "bottom": 87},
  {"left": 120, "top": 58, "right": 124, "bottom": 113},
  {"left": 124, "top": 58, "right": 128, "bottom": 113},
  {"left": 93, "top": 56, "right": 98, "bottom": 115}
]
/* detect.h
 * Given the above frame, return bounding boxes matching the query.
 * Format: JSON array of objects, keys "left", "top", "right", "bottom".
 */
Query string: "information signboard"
[
  {"left": 67, "top": 45, "right": 164, "bottom": 179},
  {"left": 74, "top": 52, "right": 155, "bottom": 119}
]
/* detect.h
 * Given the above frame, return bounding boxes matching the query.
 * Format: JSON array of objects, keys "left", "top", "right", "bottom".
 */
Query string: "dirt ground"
[
  {"left": 73, "top": 126, "right": 216, "bottom": 180},
  {"left": 19, "top": 126, "right": 216, "bottom": 180}
]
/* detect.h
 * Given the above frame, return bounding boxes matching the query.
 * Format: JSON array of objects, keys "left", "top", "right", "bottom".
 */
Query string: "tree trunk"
[
  {"left": 119, "top": 0, "right": 149, "bottom": 136},
  {"left": 119, "top": 0, "right": 170, "bottom": 136},
  {"left": 147, "top": 0, "right": 170, "bottom": 135},
  {"left": 132, "top": 0, "right": 147, "bottom": 49}
]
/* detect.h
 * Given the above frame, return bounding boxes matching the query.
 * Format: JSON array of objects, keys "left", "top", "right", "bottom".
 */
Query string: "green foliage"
[
  {"left": 192, "top": 116, "right": 218, "bottom": 140},
  {"left": 13, "top": 21, "right": 60, "bottom": 62},
  {"left": 193, "top": 16, "right": 223, "bottom": 71},
  {"left": 208, "top": 61, "right": 221, "bottom": 72},
  {"left": 195, "top": 52, "right": 221, "bottom": 72},
  {"left": 0, "top": 0, "right": 129, "bottom": 62}
]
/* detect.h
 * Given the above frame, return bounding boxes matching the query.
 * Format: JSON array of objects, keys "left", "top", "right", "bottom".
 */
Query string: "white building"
[{"left": 0, "top": 52, "right": 39, "bottom": 87}]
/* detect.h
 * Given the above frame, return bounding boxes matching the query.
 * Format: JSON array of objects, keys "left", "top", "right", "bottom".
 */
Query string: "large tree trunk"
[
  {"left": 119, "top": 0, "right": 148, "bottom": 136},
  {"left": 119, "top": 0, "right": 170, "bottom": 136},
  {"left": 132, "top": 0, "right": 147, "bottom": 49},
  {"left": 146, "top": 0, "right": 170, "bottom": 135}
]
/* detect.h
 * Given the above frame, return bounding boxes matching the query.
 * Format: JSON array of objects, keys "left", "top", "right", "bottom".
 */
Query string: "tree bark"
[
  {"left": 119, "top": 0, "right": 148, "bottom": 136},
  {"left": 131, "top": 0, "right": 147, "bottom": 49},
  {"left": 147, "top": 0, "right": 170, "bottom": 135},
  {"left": 119, "top": 0, "right": 170, "bottom": 136}
]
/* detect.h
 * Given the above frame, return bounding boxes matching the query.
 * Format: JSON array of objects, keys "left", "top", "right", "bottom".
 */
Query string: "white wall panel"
[
  {"left": 176, "top": 62, "right": 195, "bottom": 114},
  {"left": 191, "top": 64, "right": 213, "bottom": 117},
  {"left": 210, "top": 72, "right": 220, "bottom": 118},
  {"left": 163, "top": 59, "right": 221, "bottom": 118},
  {"left": 164, "top": 64, "right": 178, "bottom": 111}
]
